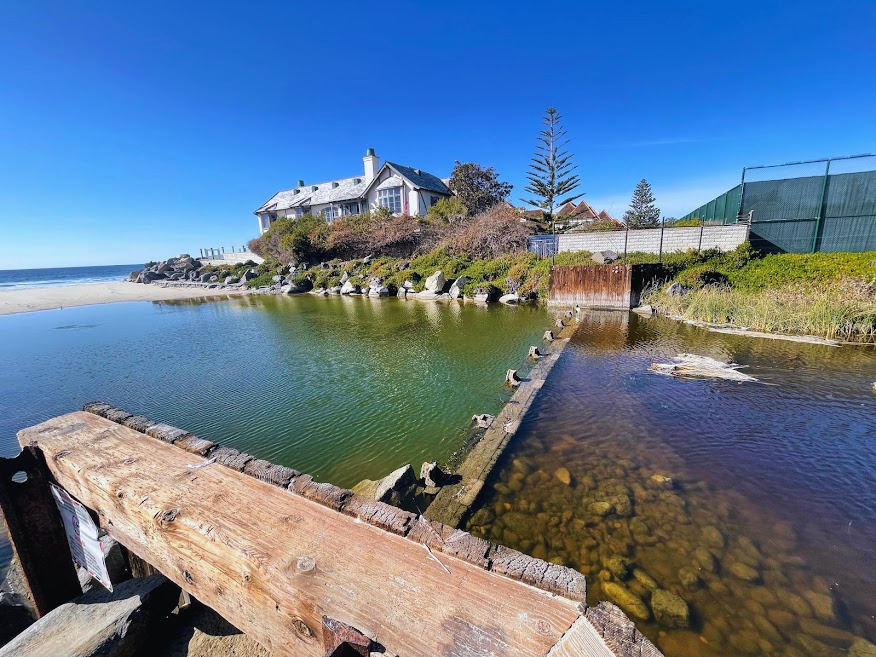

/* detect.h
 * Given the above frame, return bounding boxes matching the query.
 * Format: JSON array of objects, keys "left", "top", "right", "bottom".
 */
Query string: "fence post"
[
  {"left": 737, "top": 167, "right": 747, "bottom": 221},
  {"left": 623, "top": 224, "right": 629, "bottom": 264},
  {"left": 811, "top": 159, "right": 831, "bottom": 253},
  {"left": 698, "top": 219, "right": 705, "bottom": 252},
  {"left": 658, "top": 218, "right": 664, "bottom": 263}
]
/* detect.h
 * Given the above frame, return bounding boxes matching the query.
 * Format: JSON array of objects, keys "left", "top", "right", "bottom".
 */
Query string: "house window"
[
  {"left": 269, "top": 213, "right": 278, "bottom": 222},
  {"left": 430, "top": 196, "right": 439, "bottom": 207},
  {"left": 378, "top": 187, "right": 402, "bottom": 213},
  {"left": 323, "top": 206, "right": 338, "bottom": 222},
  {"left": 341, "top": 202, "right": 360, "bottom": 216},
  {"left": 294, "top": 208, "right": 307, "bottom": 218}
]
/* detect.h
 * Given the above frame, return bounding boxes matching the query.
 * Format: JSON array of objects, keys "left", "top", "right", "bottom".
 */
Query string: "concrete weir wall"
[
  {"left": 549, "top": 264, "right": 666, "bottom": 309},
  {"left": 558, "top": 224, "right": 750, "bottom": 255}
]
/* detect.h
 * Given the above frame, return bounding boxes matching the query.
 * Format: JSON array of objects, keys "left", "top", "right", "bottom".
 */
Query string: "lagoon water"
[
  {"left": 0, "top": 295, "right": 550, "bottom": 486},
  {"left": 465, "top": 311, "right": 876, "bottom": 657},
  {"left": 1, "top": 295, "right": 874, "bottom": 657}
]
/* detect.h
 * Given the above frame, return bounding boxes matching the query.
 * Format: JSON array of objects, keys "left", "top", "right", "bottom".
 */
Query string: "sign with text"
[{"left": 50, "top": 483, "right": 113, "bottom": 592}]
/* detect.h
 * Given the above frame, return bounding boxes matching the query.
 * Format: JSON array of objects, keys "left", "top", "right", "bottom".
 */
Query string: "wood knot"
[
  {"left": 296, "top": 556, "right": 315, "bottom": 572},
  {"left": 159, "top": 508, "right": 180, "bottom": 525},
  {"left": 183, "top": 570, "right": 194, "bottom": 584},
  {"left": 292, "top": 618, "right": 315, "bottom": 641}
]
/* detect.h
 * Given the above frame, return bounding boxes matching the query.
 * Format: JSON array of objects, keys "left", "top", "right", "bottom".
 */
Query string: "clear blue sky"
[{"left": 1, "top": 1, "right": 874, "bottom": 268}]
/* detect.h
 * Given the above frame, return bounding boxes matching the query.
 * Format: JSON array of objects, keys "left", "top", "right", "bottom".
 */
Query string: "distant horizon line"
[{"left": 0, "top": 263, "right": 145, "bottom": 272}]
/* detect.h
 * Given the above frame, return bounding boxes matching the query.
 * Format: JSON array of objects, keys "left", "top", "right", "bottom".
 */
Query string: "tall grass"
[{"left": 649, "top": 284, "right": 876, "bottom": 342}]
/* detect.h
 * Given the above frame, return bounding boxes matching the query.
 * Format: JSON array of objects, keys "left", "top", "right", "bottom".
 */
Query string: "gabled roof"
[
  {"left": 572, "top": 200, "right": 599, "bottom": 220},
  {"left": 556, "top": 202, "right": 577, "bottom": 216},
  {"left": 254, "top": 176, "right": 369, "bottom": 214},
  {"left": 598, "top": 210, "right": 618, "bottom": 223},
  {"left": 362, "top": 162, "right": 451, "bottom": 197}
]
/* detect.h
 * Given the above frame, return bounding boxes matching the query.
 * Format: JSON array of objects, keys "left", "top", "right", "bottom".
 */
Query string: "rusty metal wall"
[{"left": 548, "top": 264, "right": 666, "bottom": 309}]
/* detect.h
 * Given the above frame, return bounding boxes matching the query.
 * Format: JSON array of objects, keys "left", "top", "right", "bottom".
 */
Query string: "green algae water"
[
  {"left": 464, "top": 310, "right": 876, "bottom": 657},
  {"left": 0, "top": 295, "right": 550, "bottom": 487}
]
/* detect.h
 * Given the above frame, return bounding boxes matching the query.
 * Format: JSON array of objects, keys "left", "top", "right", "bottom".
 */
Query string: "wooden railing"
[{"left": 1, "top": 404, "right": 662, "bottom": 657}]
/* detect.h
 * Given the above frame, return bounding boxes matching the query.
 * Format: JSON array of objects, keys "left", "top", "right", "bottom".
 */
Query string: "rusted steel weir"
[
  {"left": 549, "top": 264, "right": 666, "bottom": 310},
  {"left": 3, "top": 404, "right": 663, "bottom": 657}
]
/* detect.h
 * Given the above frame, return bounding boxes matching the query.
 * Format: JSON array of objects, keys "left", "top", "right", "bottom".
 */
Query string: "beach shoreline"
[{"left": 0, "top": 281, "right": 251, "bottom": 317}]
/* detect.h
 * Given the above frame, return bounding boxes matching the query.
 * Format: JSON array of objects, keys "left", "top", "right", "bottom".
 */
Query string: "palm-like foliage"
[{"left": 521, "top": 107, "right": 583, "bottom": 220}]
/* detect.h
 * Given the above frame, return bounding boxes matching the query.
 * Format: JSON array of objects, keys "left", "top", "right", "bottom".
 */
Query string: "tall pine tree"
[
  {"left": 623, "top": 179, "right": 660, "bottom": 228},
  {"left": 521, "top": 108, "right": 583, "bottom": 221}
]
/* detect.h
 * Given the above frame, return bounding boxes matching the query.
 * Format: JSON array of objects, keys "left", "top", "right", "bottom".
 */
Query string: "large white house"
[{"left": 253, "top": 149, "right": 452, "bottom": 235}]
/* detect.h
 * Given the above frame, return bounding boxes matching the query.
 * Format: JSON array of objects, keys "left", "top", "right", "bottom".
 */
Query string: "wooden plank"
[
  {"left": 547, "top": 617, "right": 615, "bottom": 657},
  {"left": 18, "top": 412, "right": 584, "bottom": 657}
]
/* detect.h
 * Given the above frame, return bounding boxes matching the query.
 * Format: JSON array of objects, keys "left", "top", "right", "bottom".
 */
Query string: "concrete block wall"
[{"left": 558, "top": 224, "right": 750, "bottom": 255}]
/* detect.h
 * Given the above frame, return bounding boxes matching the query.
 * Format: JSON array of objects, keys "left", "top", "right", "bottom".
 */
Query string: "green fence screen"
[{"left": 679, "top": 155, "right": 876, "bottom": 253}]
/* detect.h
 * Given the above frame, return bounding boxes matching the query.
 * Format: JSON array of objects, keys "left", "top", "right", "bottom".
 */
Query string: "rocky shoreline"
[{"left": 131, "top": 254, "right": 533, "bottom": 305}]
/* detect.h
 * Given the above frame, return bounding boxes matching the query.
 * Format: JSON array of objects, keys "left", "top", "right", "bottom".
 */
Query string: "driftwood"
[{"left": 649, "top": 354, "right": 758, "bottom": 382}]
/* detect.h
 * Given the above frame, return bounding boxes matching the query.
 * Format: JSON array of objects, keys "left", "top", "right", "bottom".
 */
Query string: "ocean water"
[{"left": 0, "top": 264, "right": 143, "bottom": 290}]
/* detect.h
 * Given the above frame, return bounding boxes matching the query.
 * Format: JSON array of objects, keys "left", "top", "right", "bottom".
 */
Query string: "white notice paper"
[{"left": 50, "top": 483, "right": 113, "bottom": 591}]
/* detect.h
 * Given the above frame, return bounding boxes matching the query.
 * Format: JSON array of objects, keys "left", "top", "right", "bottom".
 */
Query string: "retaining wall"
[{"left": 558, "top": 224, "right": 750, "bottom": 255}]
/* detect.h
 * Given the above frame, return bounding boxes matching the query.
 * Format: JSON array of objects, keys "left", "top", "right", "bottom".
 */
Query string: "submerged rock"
[
  {"left": 553, "top": 467, "right": 571, "bottom": 485},
  {"left": 651, "top": 588, "right": 689, "bottom": 628},
  {"left": 601, "top": 582, "right": 650, "bottom": 621},
  {"left": 604, "top": 555, "right": 630, "bottom": 579},
  {"left": 498, "top": 293, "right": 520, "bottom": 305},
  {"left": 729, "top": 561, "right": 760, "bottom": 582}
]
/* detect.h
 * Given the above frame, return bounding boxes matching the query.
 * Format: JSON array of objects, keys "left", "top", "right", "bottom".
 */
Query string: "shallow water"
[
  {"left": 0, "top": 295, "right": 550, "bottom": 487},
  {"left": 464, "top": 311, "right": 876, "bottom": 657}
]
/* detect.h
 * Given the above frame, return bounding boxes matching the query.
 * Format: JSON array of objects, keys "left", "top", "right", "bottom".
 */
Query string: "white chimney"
[{"left": 363, "top": 148, "right": 379, "bottom": 183}]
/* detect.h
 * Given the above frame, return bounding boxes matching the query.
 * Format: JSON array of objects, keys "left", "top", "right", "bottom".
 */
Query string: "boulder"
[
  {"left": 651, "top": 589, "right": 689, "bottom": 628},
  {"left": 471, "top": 413, "right": 494, "bottom": 428},
  {"left": 402, "top": 280, "right": 414, "bottom": 289},
  {"left": 591, "top": 250, "right": 619, "bottom": 265},
  {"left": 363, "top": 255, "right": 373, "bottom": 264},
  {"left": 505, "top": 369, "right": 522, "bottom": 387},
  {"left": 604, "top": 555, "right": 630, "bottom": 579},
  {"left": 528, "top": 346, "right": 541, "bottom": 359},
  {"left": 374, "top": 465, "right": 417, "bottom": 504},
  {"left": 420, "top": 462, "right": 446, "bottom": 488},
  {"left": 224, "top": 276, "right": 240, "bottom": 285},
  {"left": 498, "top": 293, "right": 520, "bottom": 305},
  {"left": 240, "top": 269, "right": 258, "bottom": 282},
  {"left": 396, "top": 288, "right": 408, "bottom": 298},
  {"left": 666, "top": 282, "right": 686, "bottom": 296},
  {"left": 272, "top": 275, "right": 283, "bottom": 283},
  {"left": 340, "top": 280, "right": 359, "bottom": 295},
  {"left": 543, "top": 330, "right": 555, "bottom": 341},
  {"left": 424, "top": 270, "right": 446, "bottom": 293},
  {"left": 369, "top": 286, "right": 390, "bottom": 297},
  {"left": 0, "top": 575, "right": 179, "bottom": 657},
  {"left": 328, "top": 286, "right": 342, "bottom": 295},
  {"left": 156, "top": 262, "right": 173, "bottom": 274},
  {"left": 648, "top": 473, "right": 673, "bottom": 489},
  {"left": 588, "top": 501, "right": 614, "bottom": 518},
  {"left": 340, "top": 271, "right": 349, "bottom": 284},
  {"left": 143, "top": 272, "right": 165, "bottom": 283},
  {"left": 448, "top": 277, "right": 468, "bottom": 299},
  {"left": 167, "top": 272, "right": 184, "bottom": 281}
]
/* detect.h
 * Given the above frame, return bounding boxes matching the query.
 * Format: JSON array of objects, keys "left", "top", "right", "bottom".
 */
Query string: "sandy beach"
[{"left": 0, "top": 281, "right": 250, "bottom": 316}]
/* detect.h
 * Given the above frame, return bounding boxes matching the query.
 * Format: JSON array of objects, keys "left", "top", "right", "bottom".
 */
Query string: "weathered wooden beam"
[
  {"left": 18, "top": 412, "right": 590, "bottom": 657},
  {"left": 0, "top": 447, "right": 83, "bottom": 618}
]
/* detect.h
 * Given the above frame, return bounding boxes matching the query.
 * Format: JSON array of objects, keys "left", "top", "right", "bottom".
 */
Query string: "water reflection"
[{"left": 465, "top": 311, "right": 876, "bottom": 657}]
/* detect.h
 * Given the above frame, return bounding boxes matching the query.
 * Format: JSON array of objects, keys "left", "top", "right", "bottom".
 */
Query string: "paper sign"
[{"left": 50, "top": 483, "right": 113, "bottom": 592}]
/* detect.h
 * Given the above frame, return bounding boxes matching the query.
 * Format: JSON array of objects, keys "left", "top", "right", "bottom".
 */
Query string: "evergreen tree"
[
  {"left": 623, "top": 179, "right": 660, "bottom": 228},
  {"left": 449, "top": 162, "right": 512, "bottom": 216},
  {"left": 521, "top": 108, "right": 583, "bottom": 220}
]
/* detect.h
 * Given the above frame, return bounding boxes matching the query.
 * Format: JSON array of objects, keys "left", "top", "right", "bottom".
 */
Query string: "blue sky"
[{"left": 1, "top": 1, "right": 874, "bottom": 268}]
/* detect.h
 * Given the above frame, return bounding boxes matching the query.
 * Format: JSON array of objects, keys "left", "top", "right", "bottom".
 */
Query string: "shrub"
[
  {"left": 425, "top": 196, "right": 468, "bottom": 224},
  {"left": 439, "top": 205, "right": 531, "bottom": 259}
]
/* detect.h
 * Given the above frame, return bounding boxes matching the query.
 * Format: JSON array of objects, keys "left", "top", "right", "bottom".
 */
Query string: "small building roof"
[{"left": 255, "top": 176, "right": 369, "bottom": 214}]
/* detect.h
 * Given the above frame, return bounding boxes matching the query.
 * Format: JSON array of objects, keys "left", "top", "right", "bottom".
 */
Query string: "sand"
[{"left": 0, "top": 282, "right": 251, "bottom": 317}]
